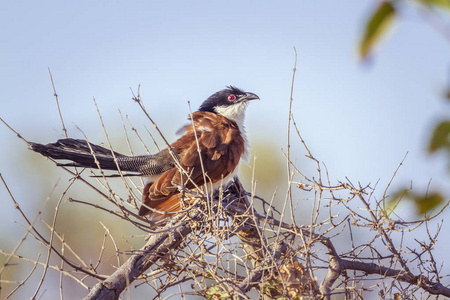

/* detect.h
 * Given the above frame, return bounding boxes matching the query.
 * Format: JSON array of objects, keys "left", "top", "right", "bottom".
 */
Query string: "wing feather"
[{"left": 139, "top": 111, "right": 245, "bottom": 217}]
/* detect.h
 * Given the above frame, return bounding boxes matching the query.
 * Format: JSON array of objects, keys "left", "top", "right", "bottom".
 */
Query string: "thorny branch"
[
  {"left": 84, "top": 212, "right": 195, "bottom": 300},
  {"left": 3, "top": 156, "right": 449, "bottom": 299},
  {"left": 1, "top": 82, "right": 450, "bottom": 299}
]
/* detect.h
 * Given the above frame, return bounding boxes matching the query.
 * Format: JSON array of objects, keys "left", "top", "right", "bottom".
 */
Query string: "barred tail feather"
[
  {"left": 31, "top": 138, "right": 176, "bottom": 177},
  {"left": 29, "top": 138, "right": 125, "bottom": 171}
]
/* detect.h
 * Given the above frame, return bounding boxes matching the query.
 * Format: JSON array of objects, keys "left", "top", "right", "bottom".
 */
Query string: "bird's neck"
[{"left": 214, "top": 104, "right": 250, "bottom": 163}]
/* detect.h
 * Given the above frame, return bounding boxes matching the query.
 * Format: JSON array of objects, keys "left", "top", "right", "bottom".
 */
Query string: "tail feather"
[
  {"left": 30, "top": 138, "right": 126, "bottom": 171},
  {"left": 30, "top": 138, "right": 176, "bottom": 176}
]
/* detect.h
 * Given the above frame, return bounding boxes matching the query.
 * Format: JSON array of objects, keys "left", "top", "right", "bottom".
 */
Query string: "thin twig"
[{"left": 48, "top": 68, "right": 68, "bottom": 137}]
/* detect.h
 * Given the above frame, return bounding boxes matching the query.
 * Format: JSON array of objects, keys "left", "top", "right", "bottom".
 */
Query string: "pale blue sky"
[{"left": 1, "top": 0, "right": 449, "bottom": 298}]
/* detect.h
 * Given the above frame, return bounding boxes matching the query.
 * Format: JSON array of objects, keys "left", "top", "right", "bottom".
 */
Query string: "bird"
[{"left": 30, "top": 86, "right": 259, "bottom": 221}]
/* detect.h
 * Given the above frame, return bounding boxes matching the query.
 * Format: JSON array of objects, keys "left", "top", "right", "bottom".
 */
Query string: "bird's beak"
[{"left": 240, "top": 92, "right": 260, "bottom": 102}]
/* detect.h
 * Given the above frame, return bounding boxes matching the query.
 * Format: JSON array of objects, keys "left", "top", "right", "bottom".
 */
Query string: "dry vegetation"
[{"left": 1, "top": 68, "right": 450, "bottom": 300}]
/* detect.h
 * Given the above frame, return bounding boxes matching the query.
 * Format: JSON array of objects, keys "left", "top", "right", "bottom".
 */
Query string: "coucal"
[{"left": 30, "top": 86, "right": 259, "bottom": 220}]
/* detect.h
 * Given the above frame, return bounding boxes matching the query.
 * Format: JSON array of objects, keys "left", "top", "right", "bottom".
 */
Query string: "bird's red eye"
[{"left": 228, "top": 95, "right": 235, "bottom": 101}]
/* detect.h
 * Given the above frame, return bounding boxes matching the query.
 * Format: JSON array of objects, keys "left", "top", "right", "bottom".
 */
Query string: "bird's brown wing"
[{"left": 138, "top": 111, "right": 245, "bottom": 216}]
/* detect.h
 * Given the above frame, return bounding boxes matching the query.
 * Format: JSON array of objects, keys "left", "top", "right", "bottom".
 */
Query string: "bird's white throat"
[
  {"left": 214, "top": 102, "right": 247, "bottom": 126},
  {"left": 214, "top": 102, "right": 250, "bottom": 163}
]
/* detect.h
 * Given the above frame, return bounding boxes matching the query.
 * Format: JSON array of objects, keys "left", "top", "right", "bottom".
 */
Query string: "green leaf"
[
  {"left": 428, "top": 121, "right": 450, "bottom": 153},
  {"left": 385, "top": 188, "right": 411, "bottom": 217},
  {"left": 418, "top": 0, "right": 450, "bottom": 10},
  {"left": 359, "top": 1, "right": 396, "bottom": 59},
  {"left": 412, "top": 192, "right": 445, "bottom": 214},
  {"left": 205, "top": 285, "right": 230, "bottom": 300},
  {"left": 387, "top": 189, "right": 446, "bottom": 214}
]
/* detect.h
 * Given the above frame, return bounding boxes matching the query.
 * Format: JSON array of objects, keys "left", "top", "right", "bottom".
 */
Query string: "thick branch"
[
  {"left": 83, "top": 216, "right": 193, "bottom": 300},
  {"left": 340, "top": 259, "right": 450, "bottom": 297},
  {"left": 319, "top": 255, "right": 340, "bottom": 298}
]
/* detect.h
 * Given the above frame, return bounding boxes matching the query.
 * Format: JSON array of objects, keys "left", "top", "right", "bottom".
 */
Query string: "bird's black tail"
[{"left": 29, "top": 138, "right": 127, "bottom": 171}]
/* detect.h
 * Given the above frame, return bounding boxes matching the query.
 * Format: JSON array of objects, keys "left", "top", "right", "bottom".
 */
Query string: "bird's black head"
[{"left": 198, "top": 86, "right": 259, "bottom": 122}]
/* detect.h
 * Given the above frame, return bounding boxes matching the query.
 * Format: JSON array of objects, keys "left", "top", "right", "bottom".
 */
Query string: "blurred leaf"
[
  {"left": 411, "top": 192, "right": 445, "bottom": 214},
  {"left": 418, "top": 0, "right": 450, "bottom": 10},
  {"left": 387, "top": 189, "right": 445, "bottom": 214},
  {"left": 359, "top": 1, "right": 396, "bottom": 59},
  {"left": 240, "top": 141, "right": 285, "bottom": 196},
  {"left": 385, "top": 188, "right": 411, "bottom": 217},
  {"left": 428, "top": 121, "right": 450, "bottom": 153}
]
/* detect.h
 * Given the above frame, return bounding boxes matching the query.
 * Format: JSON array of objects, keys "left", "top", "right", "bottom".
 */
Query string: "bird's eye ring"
[{"left": 228, "top": 95, "right": 235, "bottom": 101}]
